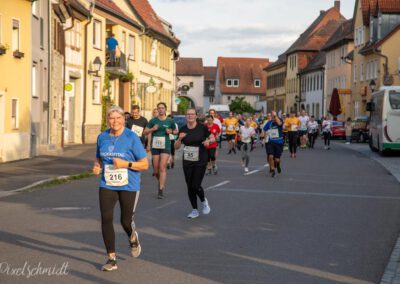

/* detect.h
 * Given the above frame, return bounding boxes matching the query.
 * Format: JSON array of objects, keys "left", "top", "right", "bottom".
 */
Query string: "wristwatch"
[{"left": 128, "top": 162, "right": 132, "bottom": 168}]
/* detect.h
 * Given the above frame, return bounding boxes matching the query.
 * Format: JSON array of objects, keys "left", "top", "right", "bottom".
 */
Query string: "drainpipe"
[
  {"left": 372, "top": 48, "right": 394, "bottom": 86},
  {"left": 61, "top": 7, "right": 75, "bottom": 148},
  {"left": 47, "top": 0, "right": 51, "bottom": 145},
  {"left": 82, "top": 3, "right": 94, "bottom": 144},
  {"left": 321, "top": 67, "right": 325, "bottom": 118}
]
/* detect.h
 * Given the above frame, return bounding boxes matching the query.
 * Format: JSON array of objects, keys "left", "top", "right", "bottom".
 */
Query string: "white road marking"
[
  {"left": 244, "top": 170, "right": 259, "bottom": 176},
  {"left": 141, "top": 201, "right": 177, "bottom": 214},
  {"left": 205, "top": 180, "right": 230, "bottom": 191},
  {"left": 213, "top": 188, "right": 400, "bottom": 200},
  {"left": 41, "top": 207, "right": 91, "bottom": 211}
]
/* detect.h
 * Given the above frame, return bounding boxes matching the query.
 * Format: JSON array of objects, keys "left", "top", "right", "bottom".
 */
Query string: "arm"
[
  {"left": 93, "top": 158, "right": 102, "bottom": 175},
  {"left": 113, "top": 157, "right": 149, "bottom": 171},
  {"left": 174, "top": 132, "right": 186, "bottom": 149}
]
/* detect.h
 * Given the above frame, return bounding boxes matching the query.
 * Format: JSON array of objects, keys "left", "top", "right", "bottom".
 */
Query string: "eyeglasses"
[{"left": 186, "top": 113, "right": 196, "bottom": 116}]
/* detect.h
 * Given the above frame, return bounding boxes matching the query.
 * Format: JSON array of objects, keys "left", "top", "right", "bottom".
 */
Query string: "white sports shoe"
[
  {"left": 244, "top": 167, "right": 249, "bottom": 173},
  {"left": 187, "top": 209, "right": 199, "bottom": 219},
  {"left": 202, "top": 198, "right": 211, "bottom": 215}
]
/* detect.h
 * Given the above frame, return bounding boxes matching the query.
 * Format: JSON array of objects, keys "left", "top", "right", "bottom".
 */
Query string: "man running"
[
  {"left": 127, "top": 105, "right": 148, "bottom": 148},
  {"left": 240, "top": 118, "right": 256, "bottom": 173},
  {"left": 205, "top": 115, "right": 221, "bottom": 175},
  {"left": 224, "top": 111, "right": 238, "bottom": 154},
  {"left": 144, "top": 102, "right": 177, "bottom": 199},
  {"left": 298, "top": 110, "right": 310, "bottom": 149},
  {"left": 307, "top": 115, "right": 318, "bottom": 149},
  {"left": 263, "top": 111, "right": 284, "bottom": 177}
]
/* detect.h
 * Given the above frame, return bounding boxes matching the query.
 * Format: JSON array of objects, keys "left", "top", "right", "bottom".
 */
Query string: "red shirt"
[{"left": 206, "top": 123, "right": 220, "bottom": 149}]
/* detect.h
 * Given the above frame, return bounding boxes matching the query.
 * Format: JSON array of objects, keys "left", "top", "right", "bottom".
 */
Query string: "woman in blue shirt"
[{"left": 93, "top": 106, "right": 148, "bottom": 272}]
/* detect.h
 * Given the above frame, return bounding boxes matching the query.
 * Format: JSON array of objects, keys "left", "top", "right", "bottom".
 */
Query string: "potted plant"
[
  {"left": 120, "top": 71, "right": 134, "bottom": 83},
  {"left": 13, "top": 49, "right": 24, "bottom": 59},
  {"left": 0, "top": 44, "right": 9, "bottom": 55}
]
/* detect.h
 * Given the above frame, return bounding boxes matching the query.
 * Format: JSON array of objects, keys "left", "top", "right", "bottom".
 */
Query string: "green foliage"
[
  {"left": 177, "top": 97, "right": 190, "bottom": 114},
  {"left": 102, "top": 72, "right": 114, "bottom": 132},
  {"left": 120, "top": 71, "right": 134, "bottom": 82},
  {"left": 229, "top": 97, "right": 255, "bottom": 114}
]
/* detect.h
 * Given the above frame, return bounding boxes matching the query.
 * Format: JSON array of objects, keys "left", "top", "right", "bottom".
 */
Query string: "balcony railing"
[{"left": 105, "top": 50, "right": 127, "bottom": 76}]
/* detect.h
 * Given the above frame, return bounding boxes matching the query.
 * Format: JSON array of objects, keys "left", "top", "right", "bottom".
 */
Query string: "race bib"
[
  {"left": 131, "top": 125, "right": 144, "bottom": 137},
  {"left": 235, "top": 126, "right": 240, "bottom": 131},
  {"left": 104, "top": 165, "right": 128, "bottom": 187},
  {"left": 241, "top": 135, "right": 251, "bottom": 143},
  {"left": 227, "top": 125, "right": 234, "bottom": 131},
  {"left": 169, "top": 134, "right": 176, "bottom": 140},
  {"left": 183, "top": 146, "right": 199, "bottom": 162},
  {"left": 152, "top": 136, "right": 166, "bottom": 149},
  {"left": 269, "top": 129, "right": 279, "bottom": 138},
  {"left": 291, "top": 125, "right": 298, "bottom": 131}
]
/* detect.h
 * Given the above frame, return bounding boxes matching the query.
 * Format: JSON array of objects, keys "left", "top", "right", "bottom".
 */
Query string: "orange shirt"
[
  {"left": 224, "top": 117, "right": 238, "bottom": 134},
  {"left": 285, "top": 117, "right": 300, "bottom": 132}
]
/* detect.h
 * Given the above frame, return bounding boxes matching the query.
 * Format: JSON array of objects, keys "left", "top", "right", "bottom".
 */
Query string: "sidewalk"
[{"left": 0, "top": 144, "right": 96, "bottom": 192}]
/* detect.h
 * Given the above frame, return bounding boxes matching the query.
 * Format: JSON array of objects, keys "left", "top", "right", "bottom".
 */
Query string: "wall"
[
  {"left": 303, "top": 70, "right": 324, "bottom": 119},
  {"left": 177, "top": 75, "right": 204, "bottom": 112}
]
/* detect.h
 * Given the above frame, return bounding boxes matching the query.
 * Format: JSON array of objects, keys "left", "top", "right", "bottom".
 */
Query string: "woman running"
[
  {"left": 175, "top": 108, "right": 215, "bottom": 219},
  {"left": 93, "top": 106, "right": 148, "bottom": 272},
  {"left": 285, "top": 111, "right": 300, "bottom": 158},
  {"left": 239, "top": 118, "right": 256, "bottom": 173},
  {"left": 322, "top": 115, "right": 332, "bottom": 150},
  {"left": 307, "top": 115, "right": 319, "bottom": 149},
  {"left": 205, "top": 115, "right": 221, "bottom": 175}
]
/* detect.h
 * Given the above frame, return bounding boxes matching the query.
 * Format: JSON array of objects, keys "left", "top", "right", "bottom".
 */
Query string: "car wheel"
[
  {"left": 369, "top": 136, "right": 378, "bottom": 152},
  {"left": 359, "top": 133, "right": 364, "bottom": 143}
]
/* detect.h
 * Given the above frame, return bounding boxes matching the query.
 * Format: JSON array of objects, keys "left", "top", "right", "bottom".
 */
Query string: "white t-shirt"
[
  {"left": 308, "top": 121, "right": 318, "bottom": 133},
  {"left": 322, "top": 120, "right": 332, "bottom": 133},
  {"left": 299, "top": 115, "right": 310, "bottom": 130},
  {"left": 240, "top": 126, "right": 255, "bottom": 143},
  {"left": 213, "top": 118, "right": 222, "bottom": 132}
]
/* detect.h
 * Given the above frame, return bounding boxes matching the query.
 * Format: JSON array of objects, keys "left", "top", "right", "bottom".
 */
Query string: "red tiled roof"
[
  {"left": 176, "top": 58, "right": 204, "bottom": 76},
  {"left": 96, "top": 0, "right": 140, "bottom": 26},
  {"left": 128, "top": 0, "right": 180, "bottom": 46},
  {"left": 204, "top": 66, "right": 217, "bottom": 81},
  {"left": 377, "top": 0, "right": 400, "bottom": 13},
  {"left": 322, "top": 19, "right": 354, "bottom": 51},
  {"left": 217, "top": 57, "right": 270, "bottom": 95}
]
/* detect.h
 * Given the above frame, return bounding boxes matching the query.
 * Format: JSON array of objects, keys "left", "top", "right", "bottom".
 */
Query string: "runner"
[
  {"left": 93, "top": 106, "right": 148, "bottom": 272},
  {"left": 307, "top": 115, "right": 319, "bottom": 149},
  {"left": 282, "top": 113, "right": 289, "bottom": 151},
  {"left": 146, "top": 108, "right": 159, "bottom": 153},
  {"left": 205, "top": 115, "right": 221, "bottom": 175},
  {"left": 322, "top": 115, "right": 332, "bottom": 150},
  {"left": 240, "top": 118, "right": 256, "bottom": 173},
  {"left": 263, "top": 111, "right": 284, "bottom": 177},
  {"left": 127, "top": 105, "right": 148, "bottom": 147},
  {"left": 144, "top": 102, "right": 177, "bottom": 199},
  {"left": 285, "top": 111, "right": 300, "bottom": 158},
  {"left": 167, "top": 114, "right": 179, "bottom": 169},
  {"left": 250, "top": 115, "right": 258, "bottom": 151},
  {"left": 298, "top": 110, "right": 310, "bottom": 149},
  {"left": 175, "top": 108, "right": 214, "bottom": 219},
  {"left": 224, "top": 111, "right": 238, "bottom": 154},
  {"left": 208, "top": 109, "right": 222, "bottom": 150}
]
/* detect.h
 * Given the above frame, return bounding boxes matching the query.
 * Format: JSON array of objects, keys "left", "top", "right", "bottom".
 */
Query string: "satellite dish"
[{"left": 146, "top": 85, "right": 157, "bottom": 94}]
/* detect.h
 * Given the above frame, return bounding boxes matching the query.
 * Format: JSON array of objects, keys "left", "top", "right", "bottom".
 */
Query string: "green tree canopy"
[
  {"left": 229, "top": 97, "right": 255, "bottom": 114},
  {"left": 177, "top": 97, "right": 190, "bottom": 114}
]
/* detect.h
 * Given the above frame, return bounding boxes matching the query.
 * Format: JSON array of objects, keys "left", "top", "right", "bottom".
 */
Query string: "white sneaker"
[
  {"left": 244, "top": 167, "right": 249, "bottom": 173},
  {"left": 202, "top": 198, "right": 211, "bottom": 215},
  {"left": 345, "top": 142, "right": 350, "bottom": 145},
  {"left": 187, "top": 209, "right": 199, "bottom": 219}
]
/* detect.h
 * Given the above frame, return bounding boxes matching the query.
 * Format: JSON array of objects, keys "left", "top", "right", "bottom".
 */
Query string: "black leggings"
[
  {"left": 99, "top": 188, "right": 140, "bottom": 254},
  {"left": 288, "top": 131, "right": 298, "bottom": 154},
  {"left": 183, "top": 165, "right": 206, "bottom": 209},
  {"left": 207, "top": 148, "right": 216, "bottom": 162},
  {"left": 308, "top": 132, "right": 318, "bottom": 148},
  {"left": 323, "top": 132, "right": 331, "bottom": 146}
]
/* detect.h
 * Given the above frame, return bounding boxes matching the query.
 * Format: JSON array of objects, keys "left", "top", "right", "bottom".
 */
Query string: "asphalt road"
[{"left": 1, "top": 140, "right": 400, "bottom": 284}]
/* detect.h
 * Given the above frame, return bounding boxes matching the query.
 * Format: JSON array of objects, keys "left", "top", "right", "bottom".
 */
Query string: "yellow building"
[
  {"left": 265, "top": 54, "right": 286, "bottom": 113},
  {"left": 0, "top": 0, "right": 32, "bottom": 162},
  {"left": 351, "top": 0, "right": 400, "bottom": 117}
]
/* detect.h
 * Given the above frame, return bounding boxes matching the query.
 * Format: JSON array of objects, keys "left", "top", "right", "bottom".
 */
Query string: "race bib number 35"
[
  {"left": 105, "top": 165, "right": 128, "bottom": 187},
  {"left": 183, "top": 146, "right": 199, "bottom": 162},
  {"left": 152, "top": 136, "right": 166, "bottom": 149}
]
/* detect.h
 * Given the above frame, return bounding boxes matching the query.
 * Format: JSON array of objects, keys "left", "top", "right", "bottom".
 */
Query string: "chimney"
[{"left": 334, "top": 0, "right": 341, "bottom": 12}]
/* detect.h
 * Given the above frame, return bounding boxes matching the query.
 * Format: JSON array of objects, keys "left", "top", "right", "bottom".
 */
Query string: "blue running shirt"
[
  {"left": 263, "top": 119, "right": 284, "bottom": 144},
  {"left": 96, "top": 128, "right": 147, "bottom": 192}
]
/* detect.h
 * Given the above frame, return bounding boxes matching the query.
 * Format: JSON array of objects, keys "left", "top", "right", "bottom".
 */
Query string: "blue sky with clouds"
[{"left": 151, "top": 0, "right": 356, "bottom": 65}]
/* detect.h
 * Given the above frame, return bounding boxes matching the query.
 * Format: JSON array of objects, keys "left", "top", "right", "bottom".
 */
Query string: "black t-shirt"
[
  {"left": 179, "top": 123, "right": 210, "bottom": 166},
  {"left": 127, "top": 116, "right": 148, "bottom": 142}
]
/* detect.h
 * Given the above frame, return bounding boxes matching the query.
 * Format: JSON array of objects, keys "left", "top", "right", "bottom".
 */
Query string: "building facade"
[
  {"left": 203, "top": 66, "right": 217, "bottom": 112},
  {"left": 265, "top": 54, "right": 287, "bottom": 113}
]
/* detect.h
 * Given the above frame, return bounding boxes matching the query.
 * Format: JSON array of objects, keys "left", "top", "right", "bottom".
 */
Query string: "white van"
[{"left": 367, "top": 86, "right": 400, "bottom": 153}]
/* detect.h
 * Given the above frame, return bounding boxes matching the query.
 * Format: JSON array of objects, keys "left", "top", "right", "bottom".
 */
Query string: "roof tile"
[{"left": 176, "top": 58, "right": 204, "bottom": 76}]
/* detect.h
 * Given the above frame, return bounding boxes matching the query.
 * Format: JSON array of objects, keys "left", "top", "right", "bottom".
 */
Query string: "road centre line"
[
  {"left": 212, "top": 188, "right": 400, "bottom": 201},
  {"left": 244, "top": 164, "right": 269, "bottom": 176},
  {"left": 206, "top": 180, "right": 230, "bottom": 191}
]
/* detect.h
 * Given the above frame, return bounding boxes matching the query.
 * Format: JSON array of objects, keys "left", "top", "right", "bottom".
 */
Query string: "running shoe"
[
  {"left": 277, "top": 164, "right": 281, "bottom": 174},
  {"left": 244, "top": 167, "right": 249, "bottom": 173},
  {"left": 202, "top": 199, "right": 211, "bottom": 215},
  {"left": 171, "top": 162, "right": 175, "bottom": 169},
  {"left": 228, "top": 150, "right": 232, "bottom": 154},
  {"left": 232, "top": 148, "right": 237, "bottom": 154},
  {"left": 187, "top": 209, "right": 199, "bottom": 219},
  {"left": 205, "top": 169, "right": 212, "bottom": 176},
  {"left": 129, "top": 231, "right": 141, "bottom": 258},
  {"left": 213, "top": 166, "right": 218, "bottom": 175},
  {"left": 157, "top": 189, "right": 164, "bottom": 199},
  {"left": 271, "top": 169, "right": 276, "bottom": 178},
  {"left": 102, "top": 258, "right": 117, "bottom": 272}
]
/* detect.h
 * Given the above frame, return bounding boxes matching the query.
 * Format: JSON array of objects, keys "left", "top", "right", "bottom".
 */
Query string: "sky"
[{"left": 150, "top": 0, "right": 356, "bottom": 66}]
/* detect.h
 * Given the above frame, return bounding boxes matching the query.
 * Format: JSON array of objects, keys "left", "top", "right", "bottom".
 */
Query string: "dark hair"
[
  {"left": 311, "top": 115, "right": 315, "bottom": 118},
  {"left": 206, "top": 115, "right": 213, "bottom": 120},
  {"left": 131, "top": 105, "right": 140, "bottom": 111},
  {"left": 186, "top": 107, "right": 197, "bottom": 115},
  {"left": 124, "top": 112, "right": 131, "bottom": 116},
  {"left": 157, "top": 102, "right": 167, "bottom": 109},
  {"left": 209, "top": 108, "right": 216, "bottom": 113}
]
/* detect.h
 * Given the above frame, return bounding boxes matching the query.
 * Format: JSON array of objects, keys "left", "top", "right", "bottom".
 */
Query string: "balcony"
[{"left": 105, "top": 50, "right": 127, "bottom": 76}]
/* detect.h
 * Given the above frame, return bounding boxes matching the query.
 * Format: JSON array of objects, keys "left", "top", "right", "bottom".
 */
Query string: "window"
[
  {"left": 121, "top": 31, "right": 126, "bottom": 54},
  {"left": 254, "top": 79, "right": 261, "bottom": 88},
  {"left": 93, "top": 20, "right": 101, "bottom": 49},
  {"left": 233, "top": 79, "right": 239, "bottom": 87},
  {"left": 209, "top": 97, "right": 214, "bottom": 103},
  {"left": 128, "top": 35, "right": 135, "bottom": 59},
  {"left": 11, "top": 99, "right": 19, "bottom": 129},
  {"left": 32, "top": 0, "right": 39, "bottom": 17},
  {"left": 150, "top": 40, "right": 157, "bottom": 64},
  {"left": 40, "top": 17, "right": 44, "bottom": 48},
  {"left": 92, "top": 78, "right": 100, "bottom": 104},
  {"left": 32, "top": 64, "right": 38, "bottom": 97},
  {"left": 353, "top": 64, "right": 357, "bottom": 83},
  {"left": 226, "top": 79, "right": 232, "bottom": 86},
  {"left": 12, "top": 19, "right": 20, "bottom": 51},
  {"left": 360, "top": 63, "right": 364, "bottom": 81},
  {"left": 209, "top": 84, "right": 215, "bottom": 91}
]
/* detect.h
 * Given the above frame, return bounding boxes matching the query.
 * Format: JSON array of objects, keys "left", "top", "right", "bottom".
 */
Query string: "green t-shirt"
[{"left": 147, "top": 117, "right": 176, "bottom": 150}]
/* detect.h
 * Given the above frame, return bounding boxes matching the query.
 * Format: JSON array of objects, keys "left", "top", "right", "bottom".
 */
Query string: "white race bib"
[
  {"left": 269, "top": 129, "right": 279, "bottom": 138},
  {"left": 104, "top": 165, "right": 128, "bottom": 187},
  {"left": 291, "top": 125, "right": 298, "bottom": 131},
  {"left": 183, "top": 146, "right": 199, "bottom": 161},
  {"left": 131, "top": 125, "right": 144, "bottom": 137},
  {"left": 241, "top": 135, "right": 251, "bottom": 143},
  {"left": 152, "top": 136, "right": 166, "bottom": 149},
  {"left": 227, "top": 125, "right": 234, "bottom": 131}
]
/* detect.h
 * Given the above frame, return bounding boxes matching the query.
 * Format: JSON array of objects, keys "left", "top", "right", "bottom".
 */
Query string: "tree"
[
  {"left": 177, "top": 97, "right": 190, "bottom": 114},
  {"left": 229, "top": 97, "right": 255, "bottom": 114}
]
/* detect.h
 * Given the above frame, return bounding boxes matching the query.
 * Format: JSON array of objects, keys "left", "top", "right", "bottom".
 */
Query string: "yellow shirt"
[
  {"left": 224, "top": 117, "right": 238, "bottom": 134},
  {"left": 250, "top": 121, "right": 257, "bottom": 128},
  {"left": 285, "top": 117, "right": 300, "bottom": 132}
]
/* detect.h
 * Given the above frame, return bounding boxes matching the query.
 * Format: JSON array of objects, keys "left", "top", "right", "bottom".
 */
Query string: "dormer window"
[
  {"left": 254, "top": 79, "right": 261, "bottom": 88},
  {"left": 226, "top": 79, "right": 239, "bottom": 87}
]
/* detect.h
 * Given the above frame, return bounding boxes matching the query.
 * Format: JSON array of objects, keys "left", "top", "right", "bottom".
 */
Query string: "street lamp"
[
  {"left": 88, "top": 56, "right": 102, "bottom": 76},
  {"left": 369, "top": 79, "right": 376, "bottom": 92}
]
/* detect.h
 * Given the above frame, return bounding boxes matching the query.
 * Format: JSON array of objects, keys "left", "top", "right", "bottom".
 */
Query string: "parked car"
[
  {"left": 331, "top": 120, "right": 345, "bottom": 139},
  {"left": 351, "top": 116, "right": 369, "bottom": 143}
]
